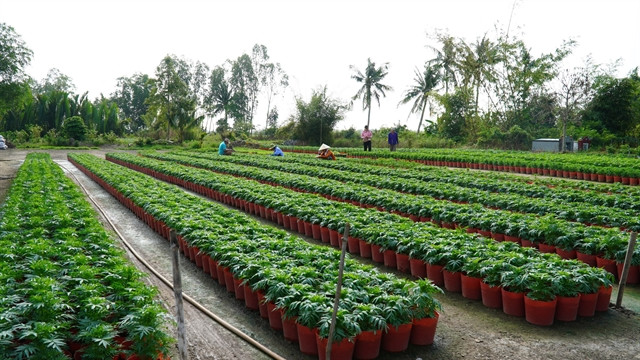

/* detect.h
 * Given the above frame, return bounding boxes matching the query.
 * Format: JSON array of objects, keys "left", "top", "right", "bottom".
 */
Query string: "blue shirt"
[
  {"left": 388, "top": 132, "right": 399, "bottom": 145},
  {"left": 271, "top": 146, "right": 284, "bottom": 156},
  {"left": 218, "top": 141, "right": 227, "bottom": 155}
]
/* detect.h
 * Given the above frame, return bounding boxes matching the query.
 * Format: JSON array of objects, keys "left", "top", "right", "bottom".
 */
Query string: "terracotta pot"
[
  {"left": 381, "top": 323, "right": 412, "bottom": 352},
  {"left": 556, "top": 247, "right": 576, "bottom": 259},
  {"left": 383, "top": 249, "right": 397, "bottom": 268},
  {"left": 282, "top": 214, "right": 290, "bottom": 229},
  {"left": 480, "top": 281, "right": 502, "bottom": 309},
  {"left": 605, "top": 175, "right": 614, "bottom": 183},
  {"left": 316, "top": 333, "right": 355, "bottom": 360},
  {"left": 371, "top": 244, "right": 384, "bottom": 263},
  {"left": 490, "top": 232, "right": 505, "bottom": 242},
  {"left": 256, "top": 291, "right": 268, "bottom": 319},
  {"left": 233, "top": 277, "right": 245, "bottom": 300},
  {"left": 576, "top": 251, "right": 597, "bottom": 267},
  {"left": 538, "top": 242, "right": 556, "bottom": 253},
  {"left": 443, "top": 270, "right": 461, "bottom": 293},
  {"left": 477, "top": 229, "right": 492, "bottom": 237},
  {"left": 288, "top": 216, "right": 298, "bottom": 231},
  {"left": 524, "top": 295, "right": 557, "bottom": 326},
  {"left": 622, "top": 177, "right": 630, "bottom": 185},
  {"left": 613, "top": 175, "right": 622, "bottom": 183},
  {"left": 461, "top": 274, "right": 482, "bottom": 300},
  {"left": 267, "top": 302, "right": 283, "bottom": 331},
  {"left": 216, "top": 265, "right": 226, "bottom": 286},
  {"left": 409, "top": 258, "right": 427, "bottom": 278},
  {"left": 208, "top": 257, "right": 218, "bottom": 280},
  {"left": 304, "top": 222, "right": 313, "bottom": 237},
  {"left": 504, "top": 235, "right": 520, "bottom": 244},
  {"left": 354, "top": 330, "right": 383, "bottom": 360},
  {"left": 276, "top": 212, "right": 284, "bottom": 226},
  {"left": 223, "top": 268, "right": 235, "bottom": 293},
  {"left": 295, "top": 219, "right": 305, "bottom": 234},
  {"left": 244, "top": 286, "right": 259, "bottom": 310},
  {"left": 597, "top": 174, "right": 606, "bottom": 182},
  {"left": 520, "top": 239, "right": 535, "bottom": 248},
  {"left": 281, "top": 311, "right": 298, "bottom": 342},
  {"left": 296, "top": 324, "right": 318, "bottom": 355},
  {"left": 617, "top": 263, "right": 639, "bottom": 284},
  {"left": 426, "top": 264, "right": 444, "bottom": 287},
  {"left": 596, "top": 285, "right": 613, "bottom": 312},
  {"left": 347, "top": 236, "right": 360, "bottom": 254},
  {"left": 359, "top": 239, "right": 372, "bottom": 258},
  {"left": 329, "top": 230, "right": 340, "bottom": 247},
  {"left": 320, "top": 227, "right": 331, "bottom": 243},
  {"left": 312, "top": 224, "right": 322, "bottom": 240},
  {"left": 501, "top": 288, "right": 525, "bottom": 317},
  {"left": 596, "top": 256, "right": 617, "bottom": 277},
  {"left": 555, "top": 294, "right": 580, "bottom": 322},
  {"left": 631, "top": 177, "right": 639, "bottom": 186},
  {"left": 395, "top": 253, "right": 410, "bottom": 273},
  {"left": 410, "top": 312, "right": 439, "bottom": 346},
  {"left": 578, "top": 292, "right": 598, "bottom": 317}
]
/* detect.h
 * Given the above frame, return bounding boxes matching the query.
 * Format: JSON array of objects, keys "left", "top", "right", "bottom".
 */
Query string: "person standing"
[
  {"left": 361, "top": 125, "right": 372, "bottom": 151},
  {"left": 388, "top": 129, "right": 399, "bottom": 151}
]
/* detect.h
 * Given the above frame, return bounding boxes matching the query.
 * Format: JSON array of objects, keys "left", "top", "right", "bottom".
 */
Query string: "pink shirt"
[{"left": 361, "top": 129, "right": 372, "bottom": 141}]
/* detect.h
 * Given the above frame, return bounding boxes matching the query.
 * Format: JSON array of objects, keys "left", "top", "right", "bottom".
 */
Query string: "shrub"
[{"left": 63, "top": 116, "right": 87, "bottom": 141}]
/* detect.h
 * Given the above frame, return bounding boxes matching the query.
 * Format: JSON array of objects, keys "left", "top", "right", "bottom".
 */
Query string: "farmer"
[
  {"left": 388, "top": 129, "right": 399, "bottom": 151},
  {"left": 316, "top": 143, "right": 336, "bottom": 160},
  {"left": 218, "top": 138, "right": 234, "bottom": 155},
  {"left": 361, "top": 125, "right": 372, "bottom": 151},
  {"left": 269, "top": 145, "right": 284, "bottom": 156}
]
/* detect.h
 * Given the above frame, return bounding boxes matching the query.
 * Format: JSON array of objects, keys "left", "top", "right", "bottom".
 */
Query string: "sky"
[{"left": 2, "top": 0, "right": 639, "bottom": 132}]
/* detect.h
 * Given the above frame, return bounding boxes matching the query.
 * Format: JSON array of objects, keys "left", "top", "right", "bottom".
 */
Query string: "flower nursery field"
[{"left": 0, "top": 148, "right": 639, "bottom": 360}]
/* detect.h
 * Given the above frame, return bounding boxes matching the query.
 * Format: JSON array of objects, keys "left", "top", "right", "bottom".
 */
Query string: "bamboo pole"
[
  {"left": 171, "top": 230, "right": 189, "bottom": 360},
  {"left": 616, "top": 232, "right": 637, "bottom": 308},
  {"left": 326, "top": 223, "right": 350, "bottom": 360}
]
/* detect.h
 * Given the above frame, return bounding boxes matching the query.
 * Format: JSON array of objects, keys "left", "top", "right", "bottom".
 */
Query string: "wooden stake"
[
  {"left": 170, "top": 230, "right": 189, "bottom": 360},
  {"left": 326, "top": 223, "right": 350, "bottom": 360},
  {"left": 616, "top": 232, "right": 637, "bottom": 308}
]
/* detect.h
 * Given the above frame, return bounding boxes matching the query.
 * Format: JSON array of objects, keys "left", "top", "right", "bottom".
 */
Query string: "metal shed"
[{"left": 532, "top": 137, "right": 574, "bottom": 152}]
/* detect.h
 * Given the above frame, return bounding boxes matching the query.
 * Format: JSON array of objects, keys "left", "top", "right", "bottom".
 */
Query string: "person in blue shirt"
[
  {"left": 218, "top": 138, "right": 234, "bottom": 155},
  {"left": 269, "top": 145, "right": 284, "bottom": 156},
  {"left": 388, "top": 129, "right": 399, "bottom": 151}
]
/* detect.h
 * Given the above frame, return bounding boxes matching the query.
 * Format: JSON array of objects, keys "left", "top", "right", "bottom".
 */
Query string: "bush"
[{"left": 63, "top": 116, "right": 87, "bottom": 141}]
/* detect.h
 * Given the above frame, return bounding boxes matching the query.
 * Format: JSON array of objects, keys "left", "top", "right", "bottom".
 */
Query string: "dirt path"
[{"left": 1, "top": 148, "right": 639, "bottom": 360}]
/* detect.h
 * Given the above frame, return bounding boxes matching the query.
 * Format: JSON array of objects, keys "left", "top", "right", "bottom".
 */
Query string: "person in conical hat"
[
  {"left": 316, "top": 143, "right": 336, "bottom": 160},
  {"left": 269, "top": 144, "right": 284, "bottom": 156}
]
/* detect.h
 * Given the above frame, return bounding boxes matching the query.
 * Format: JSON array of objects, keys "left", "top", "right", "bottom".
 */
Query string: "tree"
[
  {"left": 436, "top": 87, "right": 474, "bottom": 142},
  {"left": 399, "top": 64, "right": 441, "bottom": 133},
  {"left": 0, "top": 23, "right": 33, "bottom": 120},
  {"left": 556, "top": 64, "right": 593, "bottom": 152},
  {"left": 350, "top": 58, "right": 392, "bottom": 128},
  {"left": 63, "top": 115, "right": 87, "bottom": 141},
  {"left": 111, "top": 73, "right": 152, "bottom": 133},
  {"left": 34, "top": 68, "right": 76, "bottom": 94},
  {"left": 206, "top": 66, "right": 234, "bottom": 134},
  {"left": 263, "top": 62, "right": 288, "bottom": 130},
  {"left": 460, "top": 34, "right": 499, "bottom": 116},
  {"left": 229, "top": 54, "right": 258, "bottom": 134},
  {"left": 294, "top": 87, "right": 348, "bottom": 146},
  {"left": 427, "top": 31, "right": 461, "bottom": 94}
]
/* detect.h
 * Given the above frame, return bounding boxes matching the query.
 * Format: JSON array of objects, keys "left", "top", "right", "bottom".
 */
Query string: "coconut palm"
[
  {"left": 427, "top": 33, "right": 462, "bottom": 94},
  {"left": 399, "top": 64, "right": 441, "bottom": 133},
  {"left": 350, "top": 58, "right": 392, "bottom": 128}
]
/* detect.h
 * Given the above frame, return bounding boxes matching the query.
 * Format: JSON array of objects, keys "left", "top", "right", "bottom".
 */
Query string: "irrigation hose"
[{"left": 57, "top": 161, "right": 287, "bottom": 360}]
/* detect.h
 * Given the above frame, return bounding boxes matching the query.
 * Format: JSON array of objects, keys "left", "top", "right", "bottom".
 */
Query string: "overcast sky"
[{"left": 2, "top": 0, "right": 639, "bottom": 132}]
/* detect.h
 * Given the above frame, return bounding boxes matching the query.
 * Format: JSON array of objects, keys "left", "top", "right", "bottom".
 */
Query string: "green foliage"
[
  {"left": 293, "top": 87, "right": 347, "bottom": 146},
  {"left": 351, "top": 58, "right": 392, "bottom": 128},
  {"left": 436, "top": 87, "right": 473, "bottom": 141},
  {"left": 63, "top": 115, "right": 87, "bottom": 140}
]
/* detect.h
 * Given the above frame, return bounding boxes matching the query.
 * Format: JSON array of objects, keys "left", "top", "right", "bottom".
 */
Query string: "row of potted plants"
[
  {"left": 99, "top": 152, "right": 622, "bottom": 327},
  {"left": 159, "top": 151, "right": 640, "bottom": 231},
  {"left": 242, "top": 152, "right": 640, "bottom": 212},
  {"left": 68, "top": 153, "right": 443, "bottom": 359},
  {"left": 276, "top": 146, "right": 640, "bottom": 183},
  {"left": 0, "top": 153, "right": 172, "bottom": 360},
  {"left": 130, "top": 151, "right": 640, "bottom": 273}
]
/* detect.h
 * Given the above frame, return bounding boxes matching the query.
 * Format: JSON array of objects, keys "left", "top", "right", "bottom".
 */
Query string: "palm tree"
[
  {"left": 206, "top": 66, "right": 234, "bottom": 134},
  {"left": 350, "top": 58, "right": 392, "bottom": 128},
  {"left": 427, "top": 33, "right": 461, "bottom": 94},
  {"left": 459, "top": 34, "right": 499, "bottom": 116},
  {"left": 399, "top": 64, "right": 441, "bottom": 133}
]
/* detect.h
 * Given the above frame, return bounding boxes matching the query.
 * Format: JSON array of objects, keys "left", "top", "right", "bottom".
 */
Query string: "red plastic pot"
[
  {"left": 538, "top": 242, "right": 556, "bottom": 253},
  {"left": 267, "top": 302, "right": 283, "bottom": 331},
  {"left": 504, "top": 235, "right": 521, "bottom": 244},
  {"left": 281, "top": 312, "right": 298, "bottom": 342},
  {"left": 381, "top": 323, "right": 412, "bottom": 352},
  {"left": 296, "top": 323, "right": 318, "bottom": 355},
  {"left": 296, "top": 219, "right": 306, "bottom": 234},
  {"left": 596, "top": 285, "right": 613, "bottom": 312},
  {"left": 409, "top": 258, "right": 427, "bottom": 278},
  {"left": 223, "top": 268, "right": 235, "bottom": 293},
  {"left": 576, "top": 251, "right": 597, "bottom": 267},
  {"left": 617, "top": 263, "right": 639, "bottom": 284},
  {"left": 208, "top": 257, "right": 218, "bottom": 280},
  {"left": 501, "top": 288, "right": 525, "bottom": 317},
  {"left": 371, "top": 244, "right": 384, "bottom": 263},
  {"left": 443, "top": 270, "right": 461, "bottom": 293},
  {"left": 490, "top": 232, "right": 505, "bottom": 242},
  {"left": 329, "top": 230, "right": 340, "bottom": 247},
  {"left": 395, "top": 253, "right": 410, "bottom": 273},
  {"left": 244, "top": 286, "right": 259, "bottom": 310},
  {"left": 556, "top": 247, "right": 576, "bottom": 259},
  {"left": 426, "top": 264, "right": 444, "bottom": 287},
  {"left": 354, "top": 330, "right": 382, "bottom": 360},
  {"left": 359, "top": 239, "right": 372, "bottom": 258},
  {"left": 383, "top": 249, "right": 397, "bottom": 268},
  {"left": 282, "top": 214, "right": 290, "bottom": 229},
  {"left": 304, "top": 222, "right": 313, "bottom": 237},
  {"left": 316, "top": 333, "right": 355, "bottom": 360},
  {"left": 520, "top": 239, "right": 535, "bottom": 248},
  {"left": 347, "top": 236, "right": 360, "bottom": 254},
  {"left": 524, "top": 295, "right": 557, "bottom": 326},
  {"left": 596, "top": 256, "right": 617, "bottom": 277},
  {"left": 578, "top": 292, "right": 598, "bottom": 317},
  {"left": 461, "top": 274, "right": 482, "bottom": 300},
  {"left": 216, "top": 265, "right": 226, "bottom": 286},
  {"left": 555, "top": 294, "right": 580, "bottom": 322},
  {"left": 320, "top": 227, "right": 331, "bottom": 243},
  {"left": 410, "top": 312, "right": 439, "bottom": 345},
  {"left": 233, "top": 277, "right": 245, "bottom": 300},
  {"left": 312, "top": 224, "right": 322, "bottom": 240},
  {"left": 480, "top": 281, "right": 502, "bottom": 309},
  {"left": 257, "top": 290, "right": 268, "bottom": 319}
]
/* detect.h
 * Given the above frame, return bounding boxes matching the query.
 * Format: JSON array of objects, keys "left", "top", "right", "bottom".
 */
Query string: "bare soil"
[{"left": 1, "top": 148, "right": 639, "bottom": 360}]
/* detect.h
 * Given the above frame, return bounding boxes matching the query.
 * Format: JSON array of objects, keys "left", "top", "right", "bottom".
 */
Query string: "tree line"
[{"left": 1, "top": 21, "right": 638, "bottom": 149}]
